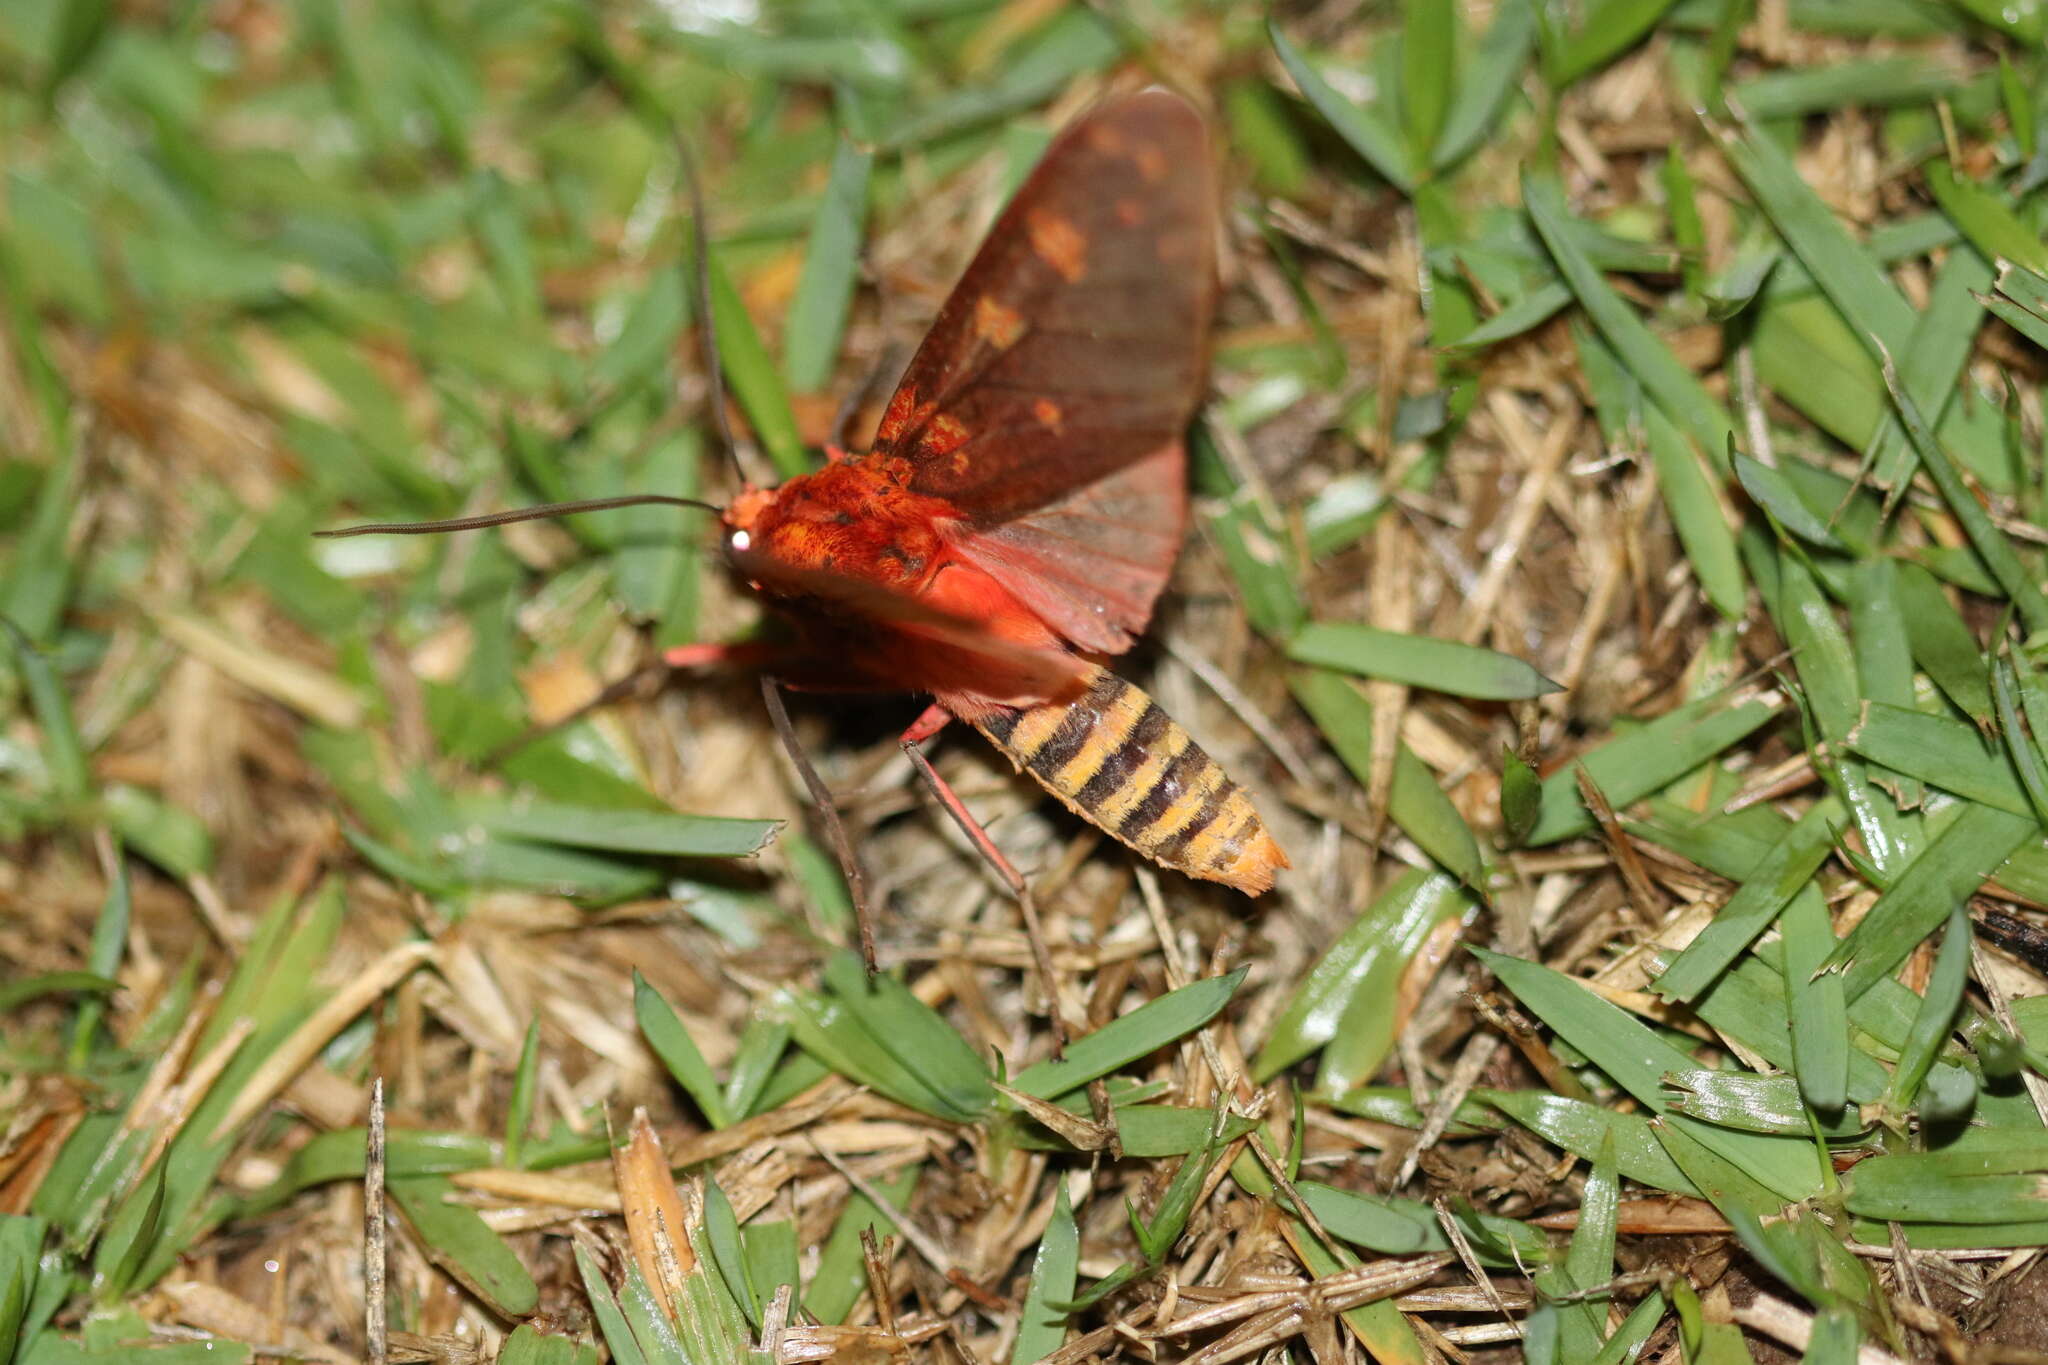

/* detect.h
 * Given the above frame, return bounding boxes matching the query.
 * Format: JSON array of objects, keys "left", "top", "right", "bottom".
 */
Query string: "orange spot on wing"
[
  {"left": 1032, "top": 398, "right": 1063, "bottom": 430},
  {"left": 1026, "top": 210, "right": 1088, "bottom": 283},
  {"left": 973, "top": 294, "right": 1026, "bottom": 349},
  {"left": 919, "top": 413, "right": 970, "bottom": 459},
  {"left": 1086, "top": 124, "right": 1127, "bottom": 156},
  {"left": 1131, "top": 145, "right": 1168, "bottom": 184},
  {"left": 1115, "top": 198, "right": 1143, "bottom": 226},
  {"left": 876, "top": 386, "right": 919, "bottom": 445}
]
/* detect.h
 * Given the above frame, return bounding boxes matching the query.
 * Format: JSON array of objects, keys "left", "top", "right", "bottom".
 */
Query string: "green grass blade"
[
  {"left": 1270, "top": 20, "right": 1416, "bottom": 191},
  {"left": 1288, "top": 669, "right": 1486, "bottom": 886},
  {"left": 66, "top": 848, "right": 130, "bottom": 1068},
  {"left": 1400, "top": 0, "right": 1456, "bottom": 160},
  {"left": 1442, "top": 282, "right": 1572, "bottom": 354},
  {"left": 1010, "top": 968, "right": 1245, "bottom": 1100},
  {"left": 389, "top": 1174, "right": 541, "bottom": 1317},
  {"left": 1210, "top": 486, "right": 1309, "bottom": 639},
  {"left": 1576, "top": 325, "right": 1746, "bottom": 617},
  {"left": 1727, "top": 54, "right": 1964, "bottom": 118},
  {"left": 1544, "top": 0, "right": 1682, "bottom": 86},
  {"left": 1780, "top": 888, "right": 1851, "bottom": 1116},
  {"left": 1527, "top": 693, "right": 1782, "bottom": 845},
  {"left": 1525, "top": 174, "right": 1736, "bottom": 471},
  {"left": 1881, "top": 903, "right": 1972, "bottom": 1114},
  {"left": 1653, "top": 798, "right": 1841, "bottom": 1002},
  {"left": 504, "top": 1016, "right": 541, "bottom": 1170},
  {"left": 1714, "top": 114, "right": 1916, "bottom": 357},
  {"left": 706, "top": 247, "right": 810, "bottom": 479},
  {"left": 783, "top": 135, "right": 872, "bottom": 394},
  {"left": 1822, "top": 801, "right": 2037, "bottom": 1000},
  {"left": 701, "top": 1178, "right": 759, "bottom": 1329},
  {"left": 478, "top": 801, "right": 778, "bottom": 859},
  {"left": 1892, "top": 563, "right": 1994, "bottom": 722},
  {"left": 1474, "top": 949, "right": 1823, "bottom": 1200},
  {"left": 1846, "top": 1152, "right": 2048, "bottom": 1224},
  {"left": 1011, "top": 1182, "right": 1079, "bottom": 1363},
  {"left": 804, "top": 1166, "right": 919, "bottom": 1324},
  {"left": 2, "top": 618, "right": 88, "bottom": 802},
  {"left": 1254, "top": 867, "right": 1473, "bottom": 1081},
  {"left": 1884, "top": 358, "right": 2048, "bottom": 635},
  {"left": 1664, "top": 1070, "right": 1866, "bottom": 1136},
  {"left": 1925, "top": 162, "right": 2048, "bottom": 278},
  {"left": 1288, "top": 622, "right": 1559, "bottom": 700},
  {"left": 1433, "top": 0, "right": 1536, "bottom": 169},
  {"left": 1736, "top": 456, "right": 1845, "bottom": 550},
  {"left": 820, "top": 952, "right": 996, "bottom": 1119},
  {"left": 635, "top": 972, "right": 734, "bottom": 1129}
]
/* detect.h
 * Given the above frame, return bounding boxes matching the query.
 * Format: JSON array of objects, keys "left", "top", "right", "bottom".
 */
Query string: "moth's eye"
[{"left": 729, "top": 529, "right": 753, "bottom": 553}]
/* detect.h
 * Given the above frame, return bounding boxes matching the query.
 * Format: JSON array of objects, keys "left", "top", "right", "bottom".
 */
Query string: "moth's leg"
[
  {"left": 760, "top": 677, "right": 878, "bottom": 974},
  {"left": 901, "top": 707, "right": 1071, "bottom": 1050},
  {"left": 901, "top": 701, "right": 951, "bottom": 747}
]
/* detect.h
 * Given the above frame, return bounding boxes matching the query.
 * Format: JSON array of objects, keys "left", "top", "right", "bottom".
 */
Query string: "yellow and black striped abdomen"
[{"left": 971, "top": 666, "right": 1286, "bottom": 894}]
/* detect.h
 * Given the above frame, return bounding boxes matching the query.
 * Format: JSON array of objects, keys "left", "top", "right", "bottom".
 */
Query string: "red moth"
[{"left": 718, "top": 88, "right": 1286, "bottom": 895}]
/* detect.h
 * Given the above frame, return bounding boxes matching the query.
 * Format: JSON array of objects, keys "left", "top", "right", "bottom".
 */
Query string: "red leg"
[
  {"left": 900, "top": 708, "right": 1070, "bottom": 1050},
  {"left": 899, "top": 707, "right": 1031, "bottom": 901},
  {"left": 901, "top": 702, "right": 951, "bottom": 747}
]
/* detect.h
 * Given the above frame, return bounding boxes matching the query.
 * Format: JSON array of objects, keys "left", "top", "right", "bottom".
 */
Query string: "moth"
[
  {"left": 720, "top": 88, "right": 1285, "bottom": 896},
  {"left": 326, "top": 89, "right": 1286, "bottom": 900}
]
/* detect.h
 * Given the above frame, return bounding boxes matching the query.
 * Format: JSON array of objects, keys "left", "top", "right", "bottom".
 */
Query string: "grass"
[{"left": 4, "top": 0, "right": 2048, "bottom": 1361}]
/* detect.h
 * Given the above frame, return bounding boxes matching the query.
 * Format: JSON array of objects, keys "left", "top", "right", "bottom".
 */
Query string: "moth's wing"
[
  {"left": 941, "top": 440, "right": 1184, "bottom": 654},
  {"left": 732, "top": 553, "right": 1090, "bottom": 710},
  {"left": 869, "top": 88, "right": 1216, "bottom": 653}
]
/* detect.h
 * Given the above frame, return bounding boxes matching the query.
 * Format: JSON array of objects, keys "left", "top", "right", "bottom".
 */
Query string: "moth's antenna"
[
  {"left": 316, "top": 494, "right": 719, "bottom": 538},
  {"left": 673, "top": 127, "right": 751, "bottom": 490}
]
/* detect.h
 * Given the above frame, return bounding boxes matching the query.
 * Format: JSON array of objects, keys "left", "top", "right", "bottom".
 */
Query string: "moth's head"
[{"left": 722, "top": 484, "right": 777, "bottom": 558}]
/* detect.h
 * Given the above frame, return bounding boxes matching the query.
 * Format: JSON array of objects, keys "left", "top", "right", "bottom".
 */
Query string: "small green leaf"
[
  {"left": 1820, "top": 801, "right": 2037, "bottom": 1000},
  {"left": 1501, "top": 746, "right": 1541, "bottom": 847},
  {"left": 701, "top": 1179, "right": 758, "bottom": 1328}
]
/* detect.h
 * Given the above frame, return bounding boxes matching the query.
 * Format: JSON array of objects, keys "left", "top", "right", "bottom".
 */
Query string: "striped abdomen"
[{"left": 970, "top": 666, "right": 1286, "bottom": 894}]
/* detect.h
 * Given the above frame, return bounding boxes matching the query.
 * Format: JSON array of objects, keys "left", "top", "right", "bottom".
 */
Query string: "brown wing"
[{"left": 868, "top": 88, "right": 1217, "bottom": 647}]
